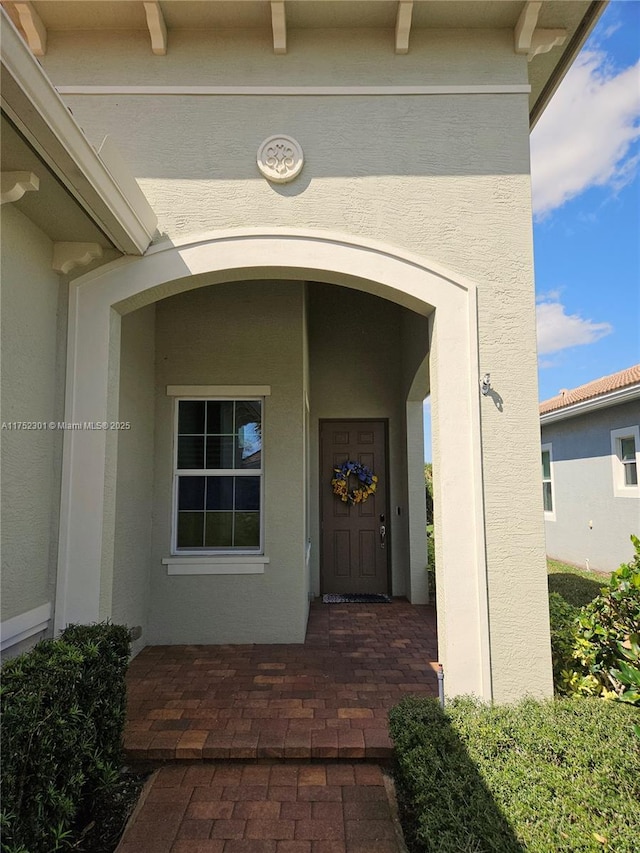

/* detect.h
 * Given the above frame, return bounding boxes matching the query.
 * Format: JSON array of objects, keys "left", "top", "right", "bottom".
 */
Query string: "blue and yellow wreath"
[{"left": 331, "top": 460, "right": 378, "bottom": 505}]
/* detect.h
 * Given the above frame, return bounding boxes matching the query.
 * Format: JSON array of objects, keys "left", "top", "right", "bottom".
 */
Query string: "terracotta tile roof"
[{"left": 540, "top": 364, "right": 640, "bottom": 415}]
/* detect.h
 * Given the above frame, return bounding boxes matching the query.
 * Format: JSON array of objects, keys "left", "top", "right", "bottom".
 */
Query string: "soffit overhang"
[
  {"left": 1, "top": 8, "right": 157, "bottom": 254},
  {"left": 2, "top": 1, "right": 607, "bottom": 125}
]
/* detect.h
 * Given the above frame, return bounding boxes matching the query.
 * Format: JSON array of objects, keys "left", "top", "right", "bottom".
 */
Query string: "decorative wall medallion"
[{"left": 257, "top": 135, "right": 304, "bottom": 184}]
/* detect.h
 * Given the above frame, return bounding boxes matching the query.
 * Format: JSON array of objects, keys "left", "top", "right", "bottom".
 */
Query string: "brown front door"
[{"left": 320, "top": 420, "right": 389, "bottom": 594}]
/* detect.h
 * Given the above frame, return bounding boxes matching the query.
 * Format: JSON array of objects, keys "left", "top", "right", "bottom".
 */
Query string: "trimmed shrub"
[
  {"left": 389, "top": 695, "right": 640, "bottom": 853},
  {"left": 1, "top": 623, "right": 131, "bottom": 853}
]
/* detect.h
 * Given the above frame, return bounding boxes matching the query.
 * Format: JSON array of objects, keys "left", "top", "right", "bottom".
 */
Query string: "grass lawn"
[{"left": 547, "top": 556, "right": 609, "bottom": 607}]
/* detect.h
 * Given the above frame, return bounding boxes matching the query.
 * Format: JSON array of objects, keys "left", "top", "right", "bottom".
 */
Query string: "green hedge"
[
  {"left": 1, "top": 623, "right": 131, "bottom": 853},
  {"left": 389, "top": 695, "right": 640, "bottom": 853},
  {"left": 548, "top": 591, "right": 580, "bottom": 684}
]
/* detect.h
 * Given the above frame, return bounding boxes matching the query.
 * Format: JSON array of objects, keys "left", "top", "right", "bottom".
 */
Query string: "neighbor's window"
[
  {"left": 619, "top": 436, "right": 638, "bottom": 486},
  {"left": 541, "top": 443, "right": 554, "bottom": 517},
  {"left": 173, "top": 399, "right": 262, "bottom": 552},
  {"left": 610, "top": 426, "right": 639, "bottom": 497}
]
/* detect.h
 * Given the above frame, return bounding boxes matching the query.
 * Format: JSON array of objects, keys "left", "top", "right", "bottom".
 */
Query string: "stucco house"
[
  {"left": 1, "top": 1, "right": 606, "bottom": 703},
  {"left": 540, "top": 365, "right": 640, "bottom": 573}
]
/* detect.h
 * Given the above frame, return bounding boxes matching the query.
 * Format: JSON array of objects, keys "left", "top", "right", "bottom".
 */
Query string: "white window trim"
[
  {"left": 162, "top": 556, "right": 269, "bottom": 575},
  {"left": 167, "top": 385, "right": 271, "bottom": 398},
  {"left": 610, "top": 425, "right": 640, "bottom": 498},
  {"left": 541, "top": 442, "right": 556, "bottom": 521},
  {"left": 169, "top": 392, "right": 266, "bottom": 562}
]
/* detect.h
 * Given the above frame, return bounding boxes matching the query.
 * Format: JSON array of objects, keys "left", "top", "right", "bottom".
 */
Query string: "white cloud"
[
  {"left": 530, "top": 52, "right": 640, "bottom": 217},
  {"left": 536, "top": 298, "right": 613, "bottom": 356}
]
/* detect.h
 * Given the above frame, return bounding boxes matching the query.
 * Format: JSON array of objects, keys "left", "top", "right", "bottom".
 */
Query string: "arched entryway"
[{"left": 54, "top": 229, "right": 491, "bottom": 699}]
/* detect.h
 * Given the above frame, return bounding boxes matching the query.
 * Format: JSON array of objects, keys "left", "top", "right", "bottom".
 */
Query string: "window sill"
[
  {"left": 612, "top": 486, "right": 640, "bottom": 499},
  {"left": 162, "top": 556, "right": 269, "bottom": 575}
]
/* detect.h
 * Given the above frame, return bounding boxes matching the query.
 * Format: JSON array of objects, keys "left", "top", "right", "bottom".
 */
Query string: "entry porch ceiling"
[{"left": 2, "top": 1, "right": 606, "bottom": 123}]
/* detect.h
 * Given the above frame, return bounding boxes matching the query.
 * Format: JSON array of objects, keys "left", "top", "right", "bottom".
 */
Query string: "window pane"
[
  {"left": 206, "top": 477, "right": 233, "bottom": 510},
  {"left": 207, "top": 401, "right": 234, "bottom": 435},
  {"left": 178, "top": 476, "right": 205, "bottom": 510},
  {"left": 543, "top": 481, "right": 553, "bottom": 512},
  {"left": 175, "top": 398, "right": 263, "bottom": 554},
  {"left": 204, "top": 512, "right": 233, "bottom": 547},
  {"left": 179, "top": 401, "right": 205, "bottom": 435},
  {"left": 620, "top": 437, "right": 636, "bottom": 461},
  {"left": 178, "top": 435, "right": 205, "bottom": 469},
  {"left": 236, "top": 400, "right": 261, "bottom": 429},
  {"left": 624, "top": 462, "right": 638, "bottom": 486},
  {"left": 237, "top": 425, "right": 262, "bottom": 468},
  {"left": 541, "top": 451, "right": 550, "bottom": 480},
  {"left": 235, "top": 477, "right": 260, "bottom": 511},
  {"left": 234, "top": 512, "right": 260, "bottom": 547},
  {"left": 177, "top": 511, "right": 204, "bottom": 547},
  {"left": 206, "top": 436, "right": 234, "bottom": 468}
]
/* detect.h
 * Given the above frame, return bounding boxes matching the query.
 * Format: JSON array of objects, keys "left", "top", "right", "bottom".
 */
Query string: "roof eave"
[
  {"left": 529, "top": 0, "right": 608, "bottom": 129},
  {"left": 540, "top": 384, "right": 640, "bottom": 425},
  {"left": 1, "top": 9, "right": 156, "bottom": 255}
]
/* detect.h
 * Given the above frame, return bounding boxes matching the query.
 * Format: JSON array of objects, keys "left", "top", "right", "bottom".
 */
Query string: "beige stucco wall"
[
  {"left": 111, "top": 305, "right": 156, "bottom": 656},
  {"left": 43, "top": 29, "right": 525, "bottom": 88},
  {"left": 44, "top": 26, "right": 552, "bottom": 699},
  {"left": 150, "top": 280, "right": 308, "bottom": 644},
  {"left": 0, "top": 206, "right": 65, "bottom": 632}
]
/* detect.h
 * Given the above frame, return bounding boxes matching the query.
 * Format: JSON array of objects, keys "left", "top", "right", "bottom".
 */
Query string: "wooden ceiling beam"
[
  {"left": 395, "top": 1, "right": 413, "bottom": 55},
  {"left": 271, "top": 1, "right": 286, "bottom": 55},
  {"left": 143, "top": 1, "right": 167, "bottom": 56},
  {"left": 515, "top": 2, "right": 566, "bottom": 60},
  {"left": 12, "top": 1, "right": 46, "bottom": 56}
]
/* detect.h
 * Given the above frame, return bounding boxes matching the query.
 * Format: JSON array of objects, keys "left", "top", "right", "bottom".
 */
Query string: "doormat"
[{"left": 322, "top": 593, "right": 392, "bottom": 604}]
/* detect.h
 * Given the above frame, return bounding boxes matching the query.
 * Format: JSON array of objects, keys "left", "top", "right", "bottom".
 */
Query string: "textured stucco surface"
[
  {"left": 151, "top": 280, "right": 308, "bottom": 644},
  {"left": 43, "top": 28, "right": 526, "bottom": 88},
  {"left": 0, "top": 206, "right": 64, "bottom": 622},
  {"left": 111, "top": 305, "right": 156, "bottom": 656},
  {"left": 43, "top": 28, "right": 553, "bottom": 700},
  {"left": 542, "top": 400, "right": 640, "bottom": 572}
]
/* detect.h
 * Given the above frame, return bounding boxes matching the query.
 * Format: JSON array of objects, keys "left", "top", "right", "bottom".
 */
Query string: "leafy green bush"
[
  {"left": 389, "top": 695, "right": 640, "bottom": 853},
  {"left": 1, "top": 623, "right": 131, "bottom": 853},
  {"left": 548, "top": 591, "right": 580, "bottom": 685},
  {"left": 425, "top": 524, "right": 436, "bottom": 600},
  {"left": 560, "top": 535, "right": 640, "bottom": 705}
]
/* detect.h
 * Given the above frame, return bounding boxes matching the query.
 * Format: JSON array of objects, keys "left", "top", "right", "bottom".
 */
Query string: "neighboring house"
[
  {"left": 0, "top": 1, "right": 606, "bottom": 703},
  {"left": 540, "top": 365, "right": 640, "bottom": 573}
]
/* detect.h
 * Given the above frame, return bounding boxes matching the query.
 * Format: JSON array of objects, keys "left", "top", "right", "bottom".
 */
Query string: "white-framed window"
[
  {"left": 541, "top": 443, "right": 555, "bottom": 520},
  {"left": 610, "top": 425, "right": 640, "bottom": 498},
  {"left": 172, "top": 397, "right": 263, "bottom": 554}
]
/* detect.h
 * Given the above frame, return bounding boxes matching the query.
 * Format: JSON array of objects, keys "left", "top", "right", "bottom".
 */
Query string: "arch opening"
[{"left": 56, "top": 230, "right": 491, "bottom": 699}]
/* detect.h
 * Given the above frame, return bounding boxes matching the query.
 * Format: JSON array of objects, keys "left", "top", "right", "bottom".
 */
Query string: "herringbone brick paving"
[{"left": 124, "top": 600, "right": 438, "bottom": 762}]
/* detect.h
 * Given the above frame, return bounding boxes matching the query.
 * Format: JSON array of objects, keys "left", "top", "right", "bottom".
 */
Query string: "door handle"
[{"left": 380, "top": 524, "right": 386, "bottom": 548}]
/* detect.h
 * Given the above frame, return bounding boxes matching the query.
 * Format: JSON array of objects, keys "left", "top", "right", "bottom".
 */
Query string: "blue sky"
[
  {"left": 425, "top": 0, "right": 640, "bottom": 460},
  {"left": 532, "top": 0, "right": 640, "bottom": 402}
]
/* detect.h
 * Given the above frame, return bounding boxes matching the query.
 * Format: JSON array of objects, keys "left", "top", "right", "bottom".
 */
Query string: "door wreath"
[{"left": 331, "top": 460, "right": 378, "bottom": 505}]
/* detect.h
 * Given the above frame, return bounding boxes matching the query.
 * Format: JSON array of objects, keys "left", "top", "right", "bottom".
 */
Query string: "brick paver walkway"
[
  {"left": 119, "top": 600, "right": 437, "bottom": 851},
  {"left": 124, "top": 600, "right": 438, "bottom": 762},
  {"left": 117, "top": 762, "right": 404, "bottom": 853}
]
